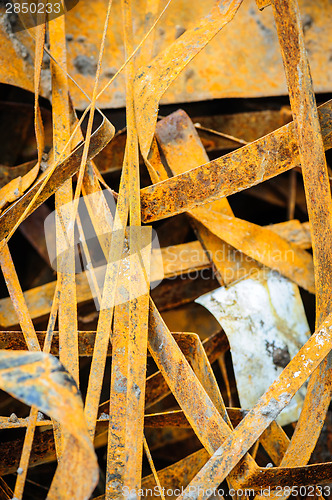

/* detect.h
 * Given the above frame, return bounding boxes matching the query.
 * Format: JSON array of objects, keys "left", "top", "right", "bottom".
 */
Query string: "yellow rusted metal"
[
  {"left": 255, "top": 1, "right": 332, "bottom": 496},
  {"left": 0, "top": 220, "right": 312, "bottom": 328},
  {"left": 177, "top": 311, "right": 332, "bottom": 499},
  {"left": 140, "top": 100, "right": 332, "bottom": 222},
  {"left": 1, "top": 1, "right": 331, "bottom": 109},
  {"left": 50, "top": 7, "right": 79, "bottom": 386},
  {"left": 0, "top": 349, "right": 98, "bottom": 499},
  {"left": 1, "top": 0, "right": 332, "bottom": 497}
]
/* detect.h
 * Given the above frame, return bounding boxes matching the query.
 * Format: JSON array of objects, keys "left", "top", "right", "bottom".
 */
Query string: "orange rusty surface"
[
  {"left": 254, "top": 3, "right": 332, "bottom": 496},
  {"left": 0, "top": 219, "right": 312, "bottom": 328},
  {"left": 1, "top": 1, "right": 331, "bottom": 109},
  {"left": 177, "top": 311, "right": 332, "bottom": 499},
  {"left": 155, "top": 110, "right": 315, "bottom": 293},
  {"left": 140, "top": 99, "right": 332, "bottom": 222},
  {"left": 0, "top": 349, "right": 98, "bottom": 499}
]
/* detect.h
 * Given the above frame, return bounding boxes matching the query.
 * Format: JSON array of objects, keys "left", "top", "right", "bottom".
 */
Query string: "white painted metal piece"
[{"left": 196, "top": 270, "right": 310, "bottom": 426}]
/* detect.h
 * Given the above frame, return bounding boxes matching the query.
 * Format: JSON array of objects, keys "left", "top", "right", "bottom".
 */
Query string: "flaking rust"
[
  {"left": 0, "top": 0, "right": 332, "bottom": 499},
  {"left": 197, "top": 269, "right": 310, "bottom": 427}
]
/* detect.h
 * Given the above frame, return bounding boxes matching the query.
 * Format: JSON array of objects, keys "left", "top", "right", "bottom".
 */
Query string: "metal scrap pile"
[{"left": 0, "top": 0, "right": 331, "bottom": 498}]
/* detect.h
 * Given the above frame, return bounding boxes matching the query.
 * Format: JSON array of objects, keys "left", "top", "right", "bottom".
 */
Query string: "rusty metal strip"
[
  {"left": 0, "top": 160, "right": 36, "bottom": 189},
  {"left": 83, "top": 189, "right": 126, "bottom": 439},
  {"left": 0, "top": 246, "right": 40, "bottom": 498},
  {"left": 141, "top": 451, "right": 332, "bottom": 493},
  {"left": 85, "top": 0, "right": 160, "bottom": 448},
  {"left": 0, "top": 244, "right": 40, "bottom": 351},
  {"left": 0, "top": 331, "right": 111, "bottom": 356},
  {"left": 0, "top": 478, "right": 13, "bottom": 500},
  {"left": 0, "top": 419, "right": 109, "bottom": 476},
  {"left": 177, "top": 311, "right": 332, "bottom": 499},
  {"left": 142, "top": 408, "right": 246, "bottom": 428},
  {"left": 32, "top": 11, "right": 46, "bottom": 170},
  {"left": 13, "top": 409, "right": 41, "bottom": 496},
  {"left": 269, "top": 220, "right": 311, "bottom": 250},
  {"left": 0, "top": 329, "right": 228, "bottom": 362},
  {"left": 0, "top": 114, "right": 114, "bottom": 243},
  {"left": 155, "top": 112, "right": 310, "bottom": 448},
  {"left": 271, "top": 0, "right": 332, "bottom": 325},
  {"left": 1, "top": 364, "right": 227, "bottom": 430},
  {"left": 106, "top": 232, "right": 151, "bottom": 498},
  {"left": 0, "top": 162, "right": 39, "bottom": 213},
  {"left": 121, "top": 236, "right": 152, "bottom": 493},
  {"left": 143, "top": 435, "right": 166, "bottom": 500},
  {"left": 134, "top": 0, "right": 242, "bottom": 158},
  {"left": 0, "top": 242, "right": 42, "bottom": 498},
  {"left": 68, "top": 100, "right": 115, "bottom": 269},
  {"left": 141, "top": 449, "right": 209, "bottom": 497},
  {"left": 146, "top": 329, "right": 227, "bottom": 411},
  {"left": 143, "top": 407, "right": 290, "bottom": 468},
  {"left": 0, "top": 350, "right": 98, "bottom": 500},
  {"left": 50, "top": 11, "right": 78, "bottom": 391},
  {"left": 174, "top": 332, "right": 225, "bottom": 416},
  {"left": 93, "top": 107, "right": 295, "bottom": 175},
  {"left": 143, "top": 410, "right": 288, "bottom": 470},
  {"left": 13, "top": 284, "right": 59, "bottom": 500},
  {"left": 106, "top": 294, "right": 130, "bottom": 499},
  {"left": 253, "top": 0, "right": 332, "bottom": 491},
  {"left": 106, "top": 2, "right": 152, "bottom": 496},
  {"left": 192, "top": 207, "right": 314, "bottom": 292},
  {"left": 152, "top": 113, "right": 297, "bottom": 477},
  {"left": 82, "top": 161, "right": 114, "bottom": 259},
  {"left": 94, "top": 108, "right": 294, "bottom": 177},
  {"left": 84, "top": 154, "right": 129, "bottom": 443},
  {"left": 156, "top": 110, "right": 314, "bottom": 292},
  {"left": 70, "top": 0, "right": 174, "bottom": 131},
  {"left": 143, "top": 408, "right": 288, "bottom": 478},
  {"left": 155, "top": 110, "right": 258, "bottom": 288},
  {"left": 72, "top": 0, "right": 113, "bottom": 220},
  {"left": 148, "top": 300, "right": 261, "bottom": 489},
  {"left": 259, "top": 422, "right": 289, "bottom": 467},
  {"left": 0, "top": 219, "right": 312, "bottom": 328},
  {"left": 49, "top": 13, "right": 79, "bottom": 464},
  {"left": 4, "top": 407, "right": 332, "bottom": 495},
  {"left": 98, "top": 330, "right": 229, "bottom": 416},
  {"left": 141, "top": 100, "right": 332, "bottom": 222}
]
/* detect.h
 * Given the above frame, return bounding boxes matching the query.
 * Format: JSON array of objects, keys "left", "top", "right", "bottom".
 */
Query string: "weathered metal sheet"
[
  {"left": 1, "top": 0, "right": 332, "bottom": 496},
  {"left": 197, "top": 269, "right": 310, "bottom": 426},
  {"left": 254, "top": 2, "right": 332, "bottom": 496},
  {"left": 0, "top": 1, "right": 331, "bottom": 109},
  {"left": 0, "top": 114, "right": 114, "bottom": 242},
  {"left": 177, "top": 311, "right": 332, "bottom": 499},
  {"left": 140, "top": 100, "right": 332, "bottom": 223},
  {"left": 0, "top": 350, "right": 98, "bottom": 500}
]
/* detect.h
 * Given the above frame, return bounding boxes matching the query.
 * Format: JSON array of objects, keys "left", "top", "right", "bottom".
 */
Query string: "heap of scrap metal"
[{"left": 0, "top": 0, "right": 332, "bottom": 499}]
